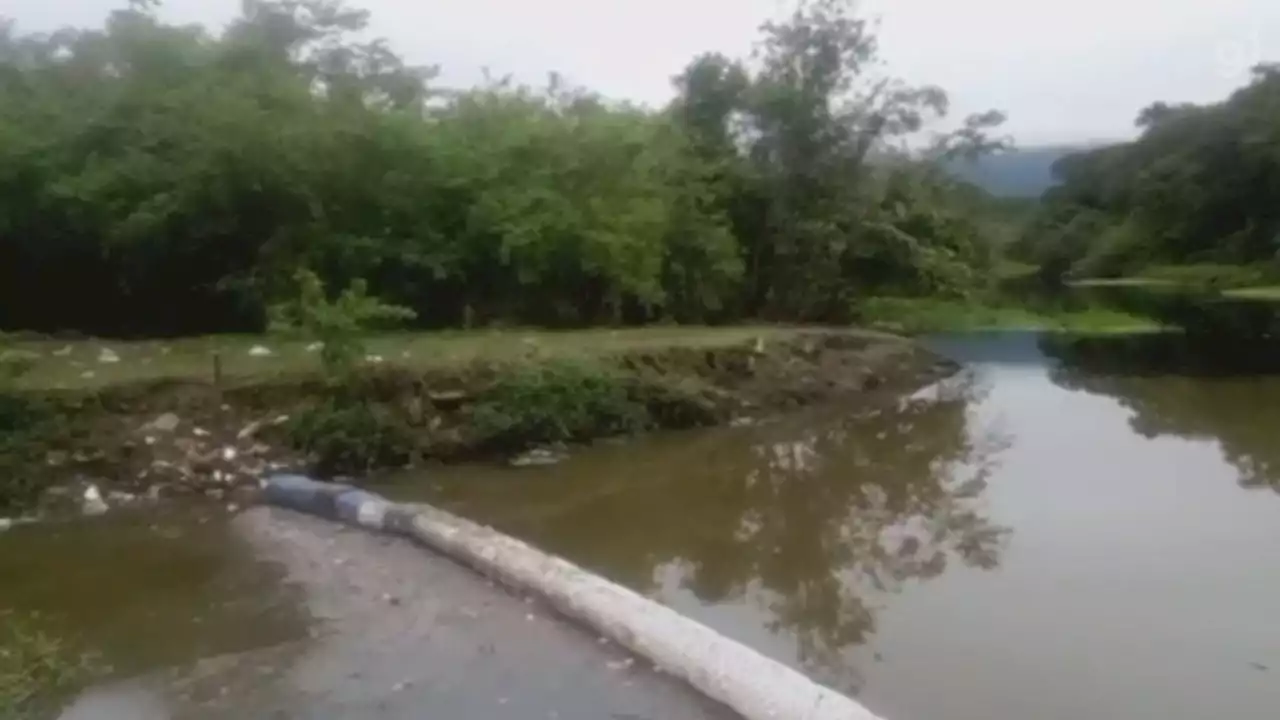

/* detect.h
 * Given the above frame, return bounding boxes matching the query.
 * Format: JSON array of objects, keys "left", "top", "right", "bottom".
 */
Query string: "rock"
[
  {"left": 0, "top": 518, "right": 12, "bottom": 532},
  {"left": 270, "top": 415, "right": 290, "bottom": 426},
  {"left": 221, "top": 447, "right": 238, "bottom": 462},
  {"left": 81, "top": 484, "right": 109, "bottom": 516},
  {"left": 509, "top": 447, "right": 567, "bottom": 468},
  {"left": 97, "top": 348, "right": 120, "bottom": 363},
  {"left": 144, "top": 435, "right": 157, "bottom": 446},
  {"left": 306, "top": 342, "right": 324, "bottom": 353},
  {"left": 52, "top": 345, "right": 73, "bottom": 357},
  {"left": 192, "top": 427, "right": 211, "bottom": 438},
  {"left": 145, "top": 412, "right": 181, "bottom": 433},
  {"left": 247, "top": 345, "right": 273, "bottom": 357}
]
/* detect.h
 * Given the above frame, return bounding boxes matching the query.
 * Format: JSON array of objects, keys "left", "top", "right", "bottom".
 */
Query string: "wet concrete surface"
[{"left": 57, "top": 506, "right": 734, "bottom": 720}]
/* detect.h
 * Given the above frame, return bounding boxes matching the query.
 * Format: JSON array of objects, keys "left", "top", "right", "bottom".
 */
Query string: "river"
[
  {"left": 384, "top": 325, "right": 1280, "bottom": 720},
  {"left": 5, "top": 302, "right": 1280, "bottom": 719}
]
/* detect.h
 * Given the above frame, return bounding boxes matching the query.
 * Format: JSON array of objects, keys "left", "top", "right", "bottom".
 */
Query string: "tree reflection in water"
[
  {"left": 1041, "top": 331, "right": 1280, "bottom": 493},
  {"left": 420, "top": 372, "right": 1012, "bottom": 692}
]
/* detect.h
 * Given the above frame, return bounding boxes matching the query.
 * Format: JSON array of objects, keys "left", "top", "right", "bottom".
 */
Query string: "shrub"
[
  {"left": 0, "top": 611, "right": 103, "bottom": 718},
  {"left": 284, "top": 395, "right": 414, "bottom": 477},
  {"left": 269, "top": 269, "right": 416, "bottom": 381},
  {"left": 472, "top": 362, "right": 650, "bottom": 451}
]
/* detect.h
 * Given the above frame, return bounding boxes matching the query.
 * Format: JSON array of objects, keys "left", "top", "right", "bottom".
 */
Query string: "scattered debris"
[
  {"left": 145, "top": 412, "right": 182, "bottom": 433},
  {"left": 81, "top": 484, "right": 109, "bottom": 516},
  {"left": 510, "top": 447, "right": 567, "bottom": 468},
  {"left": 237, "top": 420, "right": 265, "bottom": 440}
]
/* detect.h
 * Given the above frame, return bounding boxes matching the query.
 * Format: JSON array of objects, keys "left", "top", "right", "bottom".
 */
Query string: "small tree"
[
  {"left": 268, "top": 270, "right": 417, "bottom": 476},
  {"left": 269, "top": 269, "right": 416, "bottom": 381}
]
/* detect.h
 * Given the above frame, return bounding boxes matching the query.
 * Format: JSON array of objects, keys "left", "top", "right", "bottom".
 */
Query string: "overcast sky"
[{"left": 9, "top": 0, "right": 1279, "bottom": 146}]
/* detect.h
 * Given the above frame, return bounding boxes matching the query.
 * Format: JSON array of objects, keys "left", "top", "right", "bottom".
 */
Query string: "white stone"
[
  {"left": 0, "top": 518, "right": 12, "bottom": 532},
  {"left": 97, "top": 348, "right": 120, "bottom": 363},
  {"left": 247, "top": 345, "right": 273, "bottom": 357},
  {"left": 193, "top": 427, "right": 211, "bottom": 438},
  {"left": 221, "top": 447, "right": 238, "bottom": 462},
  {"left": 306, "top": 342, "right": 324, "bottom": 353}
]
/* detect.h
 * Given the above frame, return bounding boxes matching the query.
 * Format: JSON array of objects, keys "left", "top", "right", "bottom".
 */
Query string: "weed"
[{"left": 472, "top": 361, "right": 650, "bottom": 451}]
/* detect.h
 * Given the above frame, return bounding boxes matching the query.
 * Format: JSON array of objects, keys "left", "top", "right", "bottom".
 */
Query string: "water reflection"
[
  {"left": 386, "top": 376, "right": 1011, "bottom": 690},
  {"left": 1041, "top": 332, "right": 1280, "bottom": 492}
]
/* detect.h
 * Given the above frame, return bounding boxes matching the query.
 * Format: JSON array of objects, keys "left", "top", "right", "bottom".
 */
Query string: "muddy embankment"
[{"left": 3, "top": 330, "right": 957, "bottom": 520}]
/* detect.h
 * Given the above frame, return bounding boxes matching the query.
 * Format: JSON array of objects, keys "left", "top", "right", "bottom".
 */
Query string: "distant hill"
[{"left": 947, "top": 143, "right": 1113, "bottom": 198}]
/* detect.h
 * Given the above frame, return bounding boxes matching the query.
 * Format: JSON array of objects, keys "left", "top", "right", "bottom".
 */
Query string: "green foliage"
[
  {"left": 0, "top": 335, "right": 54, "bottom": 513},
  {"left": 854, "top": 297, "right": 1160, "bottom": 335},
  {"left": 0, "top": 0, "right": 1008, "bottom": 333},
  {"left": 0, "top": 611, "right": 103, "bottom": 719},
  {"left": 269, "top": 269, "right": 415, "bottom": 379},
  {"left": 1136, "top": 263, "right": 1280, "bottom": 289},
  {"left": 472, "top": 362, "right": 649, "bottom": 451},
  {"left": 0, "top": 0, "right": 1003, "bottom": 336},
  {"left": 1018, "top": 65, "right": 1280, "bottom": 280},
  {"left": 285, "top": 395, "right": 413, "bottom": 476}
]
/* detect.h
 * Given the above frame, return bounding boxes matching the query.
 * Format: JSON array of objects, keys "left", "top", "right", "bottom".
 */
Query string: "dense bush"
[
  {"left": 285, "top": 395, "right": 413, "bottom": 476},
  {"left": 0, "top": 0, "right": 1006, "bottom": 337},
  {"left": 472, "top": 362, "right": 650, "bottom": 451}
]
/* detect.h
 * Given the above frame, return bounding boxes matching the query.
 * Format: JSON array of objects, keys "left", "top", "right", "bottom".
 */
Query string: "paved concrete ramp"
[{"left": 264, "top": 475, "right": 886, "bottom": 720}]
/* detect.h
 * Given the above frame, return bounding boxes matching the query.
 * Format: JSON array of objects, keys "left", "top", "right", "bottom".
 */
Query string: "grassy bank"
[
  {"left": 8, "top": 327, "right": 804, "bottom": 392},
  {"left": 0, "top": 327, "right": 951, "bottom": 514},
  {"left": 856, "top": 298, "right": 1164, "bottom": 335},
  {"left": 1071, "top": 263, "right": 1280, "bottom": 296}
]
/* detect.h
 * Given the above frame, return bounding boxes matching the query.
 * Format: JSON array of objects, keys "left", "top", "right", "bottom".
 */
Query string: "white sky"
[{"left": 8, "top": 0, "right": 1280, "bottom": 145}]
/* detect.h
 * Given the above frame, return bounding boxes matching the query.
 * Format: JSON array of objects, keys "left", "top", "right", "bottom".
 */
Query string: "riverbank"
[
  {"left": 855, "top": 297, "right": 1165, "bottom": 335},
  {"left": 0, "top": 327, "right": 956, "bottom": 516}
]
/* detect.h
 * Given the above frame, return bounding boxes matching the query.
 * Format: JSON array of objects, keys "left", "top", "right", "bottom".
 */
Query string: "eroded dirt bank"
[{"left": 8, "top": 330, "right": 957, "bottom": 515}]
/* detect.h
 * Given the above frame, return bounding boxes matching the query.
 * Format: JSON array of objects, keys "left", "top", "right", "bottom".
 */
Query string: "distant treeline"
[
  {"left": 1013, "top": 64, "right": 1280, "bottom": 280},
  {"left": 0, "top": 0, "right": 1007, "bottom": 337}
]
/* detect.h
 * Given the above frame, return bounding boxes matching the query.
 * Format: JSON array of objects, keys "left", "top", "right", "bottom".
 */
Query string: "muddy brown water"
[
  {"left": 4, "top": 328, "right": 1280, "bottom": 719},
  {"left": 380, "top": 329, "right": 1280, "bottom": 720}
]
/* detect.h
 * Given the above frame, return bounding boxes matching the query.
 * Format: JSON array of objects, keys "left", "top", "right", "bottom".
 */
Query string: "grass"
[
  {"left": 857, "top": 297, "right": 1164, "bottom": 335},
  {"left": 3, "top": 326, "right": 851, "bottom": 392},
  {"left": 1068, "top": 277, "right": 1177, "bottom": 288},
  {"left": 1221, "top": 285, "right": 1280, "bottom": 300}
]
